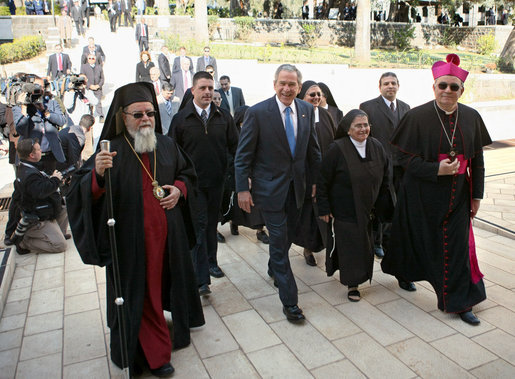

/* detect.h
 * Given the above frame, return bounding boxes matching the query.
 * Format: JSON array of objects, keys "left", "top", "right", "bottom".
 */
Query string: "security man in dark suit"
[
  {"left": 135, "top": 17, "right": 149, "bottom": 52},
  {"left": 158, "top": 45, "right": 172, "bottom": 84},
  {"left": 81, "top": 37, "right": 106, "bottom": 65},
  {"left": 359, "top": 72, "right": 410, "bottom": 259},
  {"left": 235, "top": 64, "right": 321, "bottom": 322},
  {"left": 169, "top": 71, "right": 239, "bottom": 296},
  {"left": 217, "top": 75, "right": 245, "bottom": 116},
  {"left": 47, "top": 44, "right": 72, "bottom": 80},
  {"left": 80, "top": 54, "right": 105, "bottom": 122}
]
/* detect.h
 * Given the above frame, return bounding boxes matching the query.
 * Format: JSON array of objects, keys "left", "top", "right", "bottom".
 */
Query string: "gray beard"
[{"left": 127, "top": 127, "right": 157, "bottom": 153}]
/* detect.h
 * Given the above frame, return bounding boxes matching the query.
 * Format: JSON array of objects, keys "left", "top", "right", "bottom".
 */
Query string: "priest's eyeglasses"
[
  {"left": 437, "top": 82, "right": 461, "bottom": 92},
  {"left": 123, "top": 110, "right": 156, "bottom": 119}
]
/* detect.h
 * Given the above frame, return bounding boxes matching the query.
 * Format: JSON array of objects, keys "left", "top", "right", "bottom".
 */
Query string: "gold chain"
[{"left": 123, "top": 133, "right": 157, "bottom": 184}]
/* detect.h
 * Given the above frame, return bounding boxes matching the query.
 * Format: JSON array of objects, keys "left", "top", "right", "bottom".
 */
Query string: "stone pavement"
[
  {"left": 1, "top": 18, "right": 514, "bottom": 379},
  {"left": 0, "top": 141, "right": 514, "bottom": 378}
]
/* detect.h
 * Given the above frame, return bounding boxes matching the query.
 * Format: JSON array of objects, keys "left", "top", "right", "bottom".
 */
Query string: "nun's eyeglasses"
[{"left": 123, "top": 110, "right": 156, "bottom": 119}]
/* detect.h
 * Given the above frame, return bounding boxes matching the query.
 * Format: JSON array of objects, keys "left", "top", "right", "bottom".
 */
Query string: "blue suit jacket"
[{"left": 234, "top": 96, "right": 321, "bottom": 212}]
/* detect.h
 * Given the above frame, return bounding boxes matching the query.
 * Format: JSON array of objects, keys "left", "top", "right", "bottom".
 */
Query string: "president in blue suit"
[{"left": 235, "top": 64, "right": 321, "bottom": 322}]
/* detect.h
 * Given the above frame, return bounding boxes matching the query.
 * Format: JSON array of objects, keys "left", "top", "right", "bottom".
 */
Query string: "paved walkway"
[{"left": 0, "top": 18, "right": 514, "bottom": 379}]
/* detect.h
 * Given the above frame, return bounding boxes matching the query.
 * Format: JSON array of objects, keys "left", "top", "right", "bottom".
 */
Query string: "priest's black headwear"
[{"left": 98, "top": 82, "right": 163, "bottom": 143}]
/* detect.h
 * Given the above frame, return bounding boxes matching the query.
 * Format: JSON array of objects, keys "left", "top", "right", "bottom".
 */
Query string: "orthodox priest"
[
  {"left": 66, "top": 82, "right": 204, "bottom": 376},
  {"left": 382, "top": 54, "right": 492, "bottom": 325}
]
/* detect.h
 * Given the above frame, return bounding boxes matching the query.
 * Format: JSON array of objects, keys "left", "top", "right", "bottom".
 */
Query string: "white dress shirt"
[{"left": 275, "top": 96, "right": 298, "bottom": 139}]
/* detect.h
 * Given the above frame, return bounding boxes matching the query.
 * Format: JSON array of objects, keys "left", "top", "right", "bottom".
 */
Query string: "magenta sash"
[{"left": 438, "top": 154, "right": 483, "bottom": 284}]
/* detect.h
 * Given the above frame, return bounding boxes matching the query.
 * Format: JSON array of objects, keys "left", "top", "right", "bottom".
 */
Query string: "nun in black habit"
[
  {"left": 293, "top": 81, "right": 336, "bottom": 266},
  {"left": 317, "top": 109, "right": 394, "bottom": 301},
  {"left": 66, "top": 82, "right": 204, "bottom": 375},
  {"left": 318, "top": 82, "right": 344, "bottom": 126}
]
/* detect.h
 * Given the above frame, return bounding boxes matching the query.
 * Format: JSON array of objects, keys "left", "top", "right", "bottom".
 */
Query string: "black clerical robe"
[
  {"left": 66, "top": 133, "right": 204, "bottom": 370},
  {"left": 293, "top": 107, "right": 336, "bottom": 251},
  {"left": 382, "top": 101, "right": 492, "bottom": 313},
  {"left": 318, "top": 136, "right": 391, "bottom": 286}
]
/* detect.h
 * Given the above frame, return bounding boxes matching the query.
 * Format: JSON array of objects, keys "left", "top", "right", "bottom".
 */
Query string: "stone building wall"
[{"left": 10, "top": 16, "right": 56, "bottom": 40}]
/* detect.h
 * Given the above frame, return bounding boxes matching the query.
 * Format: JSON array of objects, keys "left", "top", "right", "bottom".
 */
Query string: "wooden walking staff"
[{"left": 100, "top": 140, "right": 130, "bottom": 378}]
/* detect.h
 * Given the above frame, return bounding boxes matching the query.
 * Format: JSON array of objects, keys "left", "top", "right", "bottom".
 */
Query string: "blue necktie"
[{"left": 285, "top": 106, "right": 295, "bottom": 156}]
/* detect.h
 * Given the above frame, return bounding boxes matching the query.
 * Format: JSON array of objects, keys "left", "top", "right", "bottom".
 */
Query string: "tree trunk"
[
  {"left": 157, "top": 0, "right": 170, "bottom": 15},
  {"left": 195, "top": 0, "right": 209, "bottom": 45},
  {"left": 499, "top": 27, "right": 515, "bottom": 72},
  {"left": 355, "top": 0, "right": 371, "bottom": 64}
]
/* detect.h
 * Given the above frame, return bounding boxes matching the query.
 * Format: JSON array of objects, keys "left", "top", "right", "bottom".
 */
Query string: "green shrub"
[
  {"left": 164, "top": 34, "right": 204, "bottom": 56},
  {"left": 0, "top": 6, "right": 11, "bottom": 16},
  {"left": 0, "top": 35, "right": 45, "bottom": 64},
  {"left": 233, "top": 16, "right": 255, "bottom": 41},
  {"left": 208, "top": 6, "right": 230, "bottom": 18},
  {"left": 476, "top": 33, "right": 498, "bottom": 55},
  {"left": 15, "top": 7, "right": 27, "bottom": 15},
  {"left": 300, "top": 22, "right": 322, "bottom": 48},
  {"left": 393, "top": 24, "right": 415, "bottom": 51}
]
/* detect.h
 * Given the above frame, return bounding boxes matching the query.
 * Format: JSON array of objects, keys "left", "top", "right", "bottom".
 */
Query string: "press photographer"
[
  {"left": 13, "top": 138, "right": 69, "bottom": 255},
  {"left": 63, "top": 74, "right": 97, "bottom": 160},
  {"left": 63, "top": 74, "right": 97, "bottom": 126},
  {"left": 13, "top": 75, "right": 67, "bottom": 174}
]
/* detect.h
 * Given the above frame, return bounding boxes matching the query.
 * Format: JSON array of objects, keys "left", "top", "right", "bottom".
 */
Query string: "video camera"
[
  {"left": 20, "top": 83, "right": 44, "bottom": 105},
  {"left": 68, "top": 75, "right": 86, "bottom": 90},
  {"left": 3, "top": 73, "right": 41, "bottom": 106}
]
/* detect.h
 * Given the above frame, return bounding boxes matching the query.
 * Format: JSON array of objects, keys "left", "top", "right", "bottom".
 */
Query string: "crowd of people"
[{"left": 0, "top": 13, "right": 493, "bottom": 375}]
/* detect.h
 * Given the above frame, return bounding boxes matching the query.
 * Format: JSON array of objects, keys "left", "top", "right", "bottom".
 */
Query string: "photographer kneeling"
[{"left": 14, "top": 138, "right": 68, "bottom": 255}]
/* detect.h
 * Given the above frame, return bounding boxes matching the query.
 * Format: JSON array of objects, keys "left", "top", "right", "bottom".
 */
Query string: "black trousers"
[
  {"left": 138, "top": 37, "right": 148, "bottom": 52},
  {"left": 123, "top": 10, "right": 133, "bottom": 26},
  {"left": 196, "top": 184, "right": 224, "bottom": 268},
  {"left": 261, "top": 183, "right": 300, "bottom": 307}
]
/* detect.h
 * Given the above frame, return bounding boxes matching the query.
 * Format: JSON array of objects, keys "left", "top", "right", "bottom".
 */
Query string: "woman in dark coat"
[
  {"left": 293, "top": 81, "right": 336, "bottom": 266},
  {"left": 318, "top": 82, "right": 344, "bottom": 126},
  {"left": 135, "top": 51, "right": 154, "bottom": 82},
  {"left": 317, "top": 109, "right": 393, "bottom": 301}
]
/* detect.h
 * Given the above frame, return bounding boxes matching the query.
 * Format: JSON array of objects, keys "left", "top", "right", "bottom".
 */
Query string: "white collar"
[
  {"left": 275, "top": 95, "right": 296, "bottom": 115},
  {"left": 193, "top": 101, "right": 211, "bottom": 117}
]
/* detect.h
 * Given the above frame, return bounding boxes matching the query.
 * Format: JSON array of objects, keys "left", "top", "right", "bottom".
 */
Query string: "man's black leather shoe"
[
  {"left": 198, "top": 284, "right": 211, "bottom": 296},
  {"left": 459, "top": 310, "right": 480, "bottom": 325},
  {"left": 209, "top": 266, "right": 225, "bottom": 278},
  {"left": 256, "top": 230, "right": 269, "bottom": 244},
  {"left": 304, "top": 253, "right": 317, "bottom": 266},
  {"left": 15, "top": 243, "right": 31, "bottom": 255},
  {"left": 3, "top": 236, "right": 13, "bottom": 246},
  {"left": 216, "top": 231, "right": 226, "bottom": 243},
  {"left": 398, "top": 279, "right": 416, "bottom": 292},
  {"left": 283, "top": 305, "right": 306, "bottom": 322},
  {"left": 150, "top": 362, "right": 175, "bottom": 377},
  {"left": 230, "top": 223, "right": 239, "bottom": 235}
]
